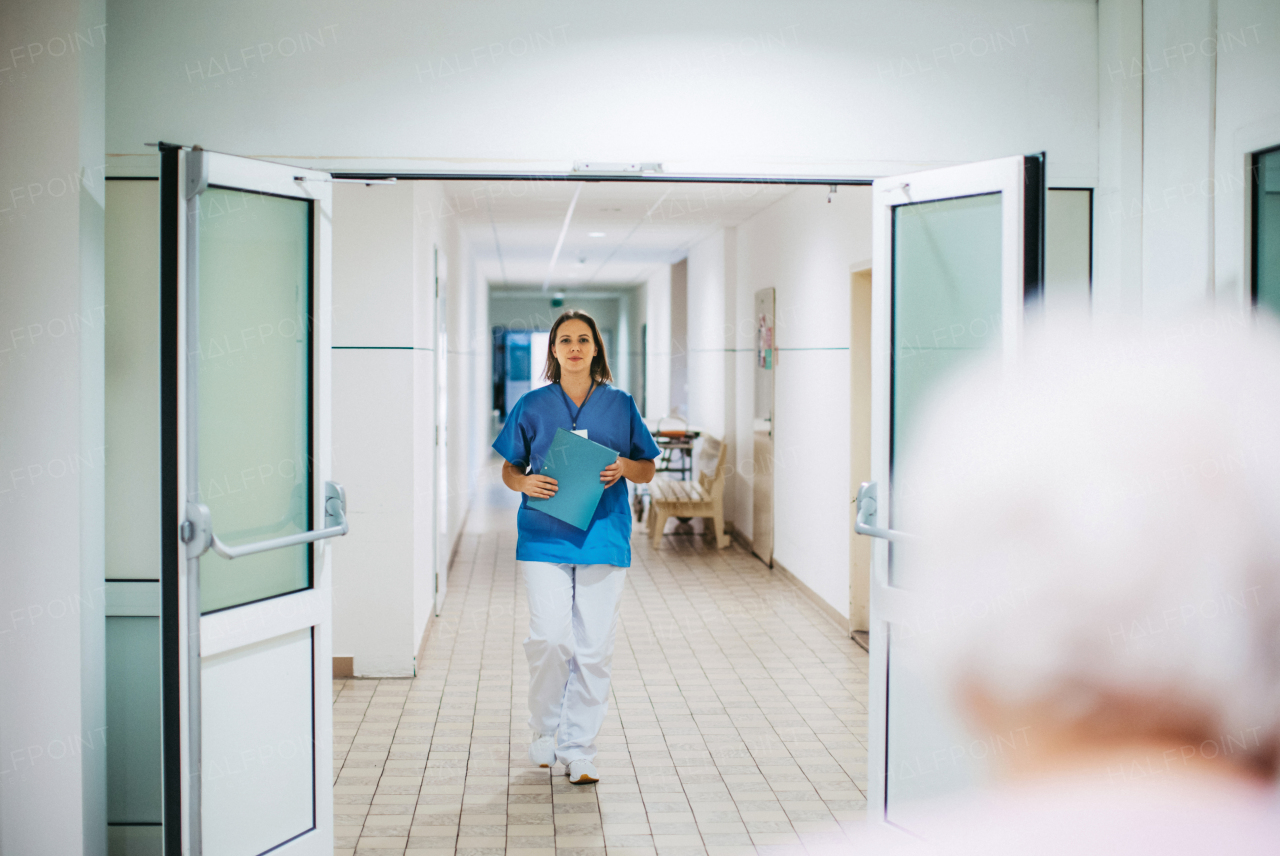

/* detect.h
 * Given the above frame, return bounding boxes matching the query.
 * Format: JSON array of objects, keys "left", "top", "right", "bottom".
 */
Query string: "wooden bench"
[{"left": 648, "top": 435, "right": 730, "bottom": 549}]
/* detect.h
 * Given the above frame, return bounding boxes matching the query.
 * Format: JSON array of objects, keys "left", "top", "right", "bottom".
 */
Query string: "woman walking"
[{"left": 492, "top": 310, "right": 660, "bottom": 785}]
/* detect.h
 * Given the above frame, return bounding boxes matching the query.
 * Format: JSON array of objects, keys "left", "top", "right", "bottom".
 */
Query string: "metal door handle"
[
  {"left": 183, "top": 481, "right": 349, "bottom": 559},
  {"left": 853, "top": 481, "right": 914, "bottom": 541}
]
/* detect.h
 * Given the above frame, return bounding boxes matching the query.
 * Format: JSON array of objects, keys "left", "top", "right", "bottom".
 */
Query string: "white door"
[
  {"left": 165, "top": 145, "right": 343, "bottom": 855},
  {"left": 858, "top": 154, "right": 1044, "bottom": 829}
]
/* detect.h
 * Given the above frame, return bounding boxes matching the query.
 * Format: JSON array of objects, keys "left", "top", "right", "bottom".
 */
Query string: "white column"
[
  {"left": 1141, "top": 0, "right": 1218, "bottom": 312},
  {"left": 0, "top": 0, "right": 108, "bottom": 852},
  {"left": 1095, "top": 0, "right": 1145, "bottom": 318},
  {"left": 331, "top": 182, "right": 433, "bottom": 676}
]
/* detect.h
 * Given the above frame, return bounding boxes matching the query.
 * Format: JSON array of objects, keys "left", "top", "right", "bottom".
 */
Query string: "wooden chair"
[{"left": 648, "top": 435, "right": 730, "bottom": 549}]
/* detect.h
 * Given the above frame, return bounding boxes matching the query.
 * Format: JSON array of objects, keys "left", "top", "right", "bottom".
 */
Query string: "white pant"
[{"left": 519, "top": 560, "right": 626, "bottom": 765}]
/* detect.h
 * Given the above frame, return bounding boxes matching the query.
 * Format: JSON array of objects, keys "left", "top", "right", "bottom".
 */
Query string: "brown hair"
[{"left": 543, "top": 310, "right": 612, "bottom": 384}]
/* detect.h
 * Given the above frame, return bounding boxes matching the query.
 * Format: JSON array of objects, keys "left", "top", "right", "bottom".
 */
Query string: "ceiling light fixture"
[
  {"left": 588, "top": 232, "right": 606, "bottom": 238},
  {"left": 542, "top": 183, "right": 583, "bottom": 292},
  {"left": 572, "top": 161, "right": 664, "bottom": 175}
]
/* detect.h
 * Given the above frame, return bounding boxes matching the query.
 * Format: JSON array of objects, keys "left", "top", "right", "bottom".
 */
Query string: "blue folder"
[{"left": 527, "top": 428, "right": 620, "bottom": 530}]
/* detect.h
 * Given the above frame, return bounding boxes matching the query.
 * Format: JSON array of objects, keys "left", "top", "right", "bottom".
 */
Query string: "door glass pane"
[
  {"left": 106, "top": 179, "right": 162, "bottom": 581},
  {"left": 890, "top": 192, "right": 1002, "bottom": 587},
  {"left": 106, "top": 614, "right": 163, "bottom": 823},
  {"left": 1256, "top": 148, "right": 1280, "bottom": 315},
  {"left": 887, "top": 191, "right": 1004, "bottom": 817},
  {"left": 197, "top": 187, "right": 311, "bottom": 613}
]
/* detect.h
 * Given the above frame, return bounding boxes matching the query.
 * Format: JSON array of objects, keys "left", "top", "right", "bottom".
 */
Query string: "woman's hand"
[
  {"left": 600, "top": 456, "right": 656, "bottom": 487},
  {"left": 600, "top": 457, "right": 625, "bottom": 488},
  {"left": 521, "top": 474, "right": 558, "bottom": 499},
  {"left": 502, "top": 461, "right": 557, "bottom": 498}
]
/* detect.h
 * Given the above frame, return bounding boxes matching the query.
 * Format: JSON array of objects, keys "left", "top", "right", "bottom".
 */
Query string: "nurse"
[{"left": 493, "top": 309, "right": 660, "bottom": 785}]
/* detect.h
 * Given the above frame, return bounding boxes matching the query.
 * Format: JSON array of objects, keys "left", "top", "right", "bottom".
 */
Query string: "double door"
[{"left": 859, "top": 154, "right": 1045, "bottom": 828}]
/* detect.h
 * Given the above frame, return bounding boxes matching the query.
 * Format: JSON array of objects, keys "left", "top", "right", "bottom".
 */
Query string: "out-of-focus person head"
[{"left": 858, "top": 311, "right": 1280, "bottom": 854}]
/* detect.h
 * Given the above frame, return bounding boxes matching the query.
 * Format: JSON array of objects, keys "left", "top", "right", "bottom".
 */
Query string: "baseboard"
[
  {"left": 448, "top": 503, "right": 470, "bottom": 572},
  {"left": 732, "top": 527, "right": 775, "bottom": 570},
  {"left": 770, "top": 556, "right": 852, "bottom": 637},
  {"left": 414, "top": 612, "right": 433, "bottom": 676},
  {"left": 332, "top": 656, "right": 354, "bottom": 678}
]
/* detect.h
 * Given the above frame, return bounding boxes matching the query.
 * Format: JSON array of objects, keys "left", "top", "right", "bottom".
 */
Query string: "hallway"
[{"left": 332, "top": 471, "right": 870, "bottom": 855}]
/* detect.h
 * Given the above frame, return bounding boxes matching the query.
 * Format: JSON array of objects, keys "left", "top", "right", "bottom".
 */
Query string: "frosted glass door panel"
[
  {"left": 887, "top": 191, "right": 1004, "bottom": 816},
  {"left": 105, "top": 179, "right": 161, "bottom": 580},
  {"left": 197, "top": 188, "right": 312, "bottom": 613},
  {"left": 890, "top": 193, "right": 1002, "bottom": 588}
]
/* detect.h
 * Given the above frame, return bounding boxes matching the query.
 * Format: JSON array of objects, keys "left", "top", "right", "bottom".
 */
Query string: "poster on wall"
[{"left": 756, "top": 313, "right": 773, "bottom": 369}]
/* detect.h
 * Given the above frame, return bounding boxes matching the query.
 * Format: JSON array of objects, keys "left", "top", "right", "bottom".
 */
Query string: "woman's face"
[{"left": 553, "top": 319, "right": 597, "bottom": 376}]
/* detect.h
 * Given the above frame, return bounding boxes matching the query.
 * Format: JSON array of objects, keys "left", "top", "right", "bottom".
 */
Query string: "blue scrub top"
[{"left": 492, "top": 383, "right": 661, "bottom": 567}]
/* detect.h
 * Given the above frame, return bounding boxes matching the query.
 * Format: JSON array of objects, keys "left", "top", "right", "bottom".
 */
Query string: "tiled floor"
[{"left": 333, "top": 475, "right": 869, "bottom": 856}]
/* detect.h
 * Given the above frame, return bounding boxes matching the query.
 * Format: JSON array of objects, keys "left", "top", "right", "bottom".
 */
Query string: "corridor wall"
[
  {"left": 644, "top": 266, "right": 672, "bottom": 421},
  {"left": 686, "top": 232, "right": 733, "bottom": 442},
  {"left": 733, "top": 187, "right": 875, "bottom": 619},
  {"left": 105, "top": 2, "right": 1101, "bottom": 197},
  {"left": 1093, "top": 0, "right": 1280, "bottom": 315},
  {"left": 445, "top": 217, "right": 491, "bottom": 571},
  {"left": 679, "top": 187, "right": 874, "bottom": 620},
  {"left": 330, "top": 180, "right": 488, "bottom": 676},
  {"left": 104, "top": 0, "right": 1280, "bottom": 326}
]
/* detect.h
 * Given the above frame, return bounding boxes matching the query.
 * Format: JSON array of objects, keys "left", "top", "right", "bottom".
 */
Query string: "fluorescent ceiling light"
[{"left": 588, "top": 232, "right": 606, "bottom": 238}]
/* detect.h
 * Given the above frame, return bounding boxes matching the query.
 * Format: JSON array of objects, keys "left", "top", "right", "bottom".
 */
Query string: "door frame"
[{"left": 849, "top": 267, "right": 873, "bottom": 636}]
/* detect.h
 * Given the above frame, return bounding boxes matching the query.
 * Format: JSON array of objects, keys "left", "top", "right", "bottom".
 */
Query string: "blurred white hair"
[{"left": 898, "top": 311, "right": 1280, "bottom": 766}]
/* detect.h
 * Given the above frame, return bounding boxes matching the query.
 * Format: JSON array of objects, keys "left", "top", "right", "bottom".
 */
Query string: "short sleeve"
[
  {"left": 627, "top": 396, "right": 661, "bottom": 461},
  {"left": 492, "top": 397, "right": 531, "bottom": 467}
]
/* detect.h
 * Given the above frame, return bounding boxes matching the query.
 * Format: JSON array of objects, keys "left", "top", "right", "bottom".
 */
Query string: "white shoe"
[
  {"left": 566, "top": 759, "right": 599, "bottom": 785},
  {"left": 529, "top": 734, "right": 556, "bottom": 768}
]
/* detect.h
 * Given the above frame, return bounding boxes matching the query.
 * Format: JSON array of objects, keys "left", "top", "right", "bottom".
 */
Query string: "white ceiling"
[{"left": 444, "top": 179, "right": 796, "bottom": 292}]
